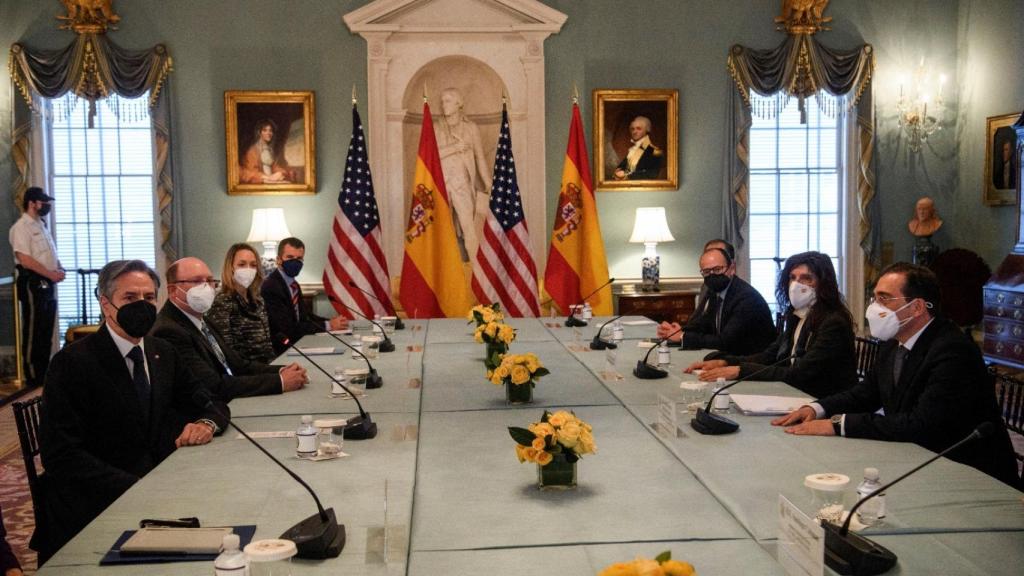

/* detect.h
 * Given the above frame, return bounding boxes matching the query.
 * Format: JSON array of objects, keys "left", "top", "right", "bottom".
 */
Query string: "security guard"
[{"left": 9, "top": 187, "right": 64, "bottom": 387}]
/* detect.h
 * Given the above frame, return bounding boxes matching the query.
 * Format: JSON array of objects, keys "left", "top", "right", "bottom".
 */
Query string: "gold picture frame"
[
  {"left": 224, "top": 90, "right": 316, "bottom": 195},
  {"left": 983, "top": 112, "right": 1019, "bottom": 206},
  {"left": 593, "top": 89, "right": 678, "bottom": 191}
]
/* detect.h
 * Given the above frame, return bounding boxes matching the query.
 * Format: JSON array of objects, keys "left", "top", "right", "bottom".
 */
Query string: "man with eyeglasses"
[
  {"left": 37, "top": 260, "right": 230, "bottom": 563},
  {"left": 656, "top": 247, "right": 775, "bottom": 355},
  {"left": 773, "top": 262, "right": 1018, "bottom": 487},
  {"left": 152, "top": 257, "right": 308, "bottom": 401}
]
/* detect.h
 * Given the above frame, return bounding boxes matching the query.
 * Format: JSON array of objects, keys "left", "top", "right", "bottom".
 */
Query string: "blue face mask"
[{"left": 281, "top": 259, "right": 303, "bottom": 278}]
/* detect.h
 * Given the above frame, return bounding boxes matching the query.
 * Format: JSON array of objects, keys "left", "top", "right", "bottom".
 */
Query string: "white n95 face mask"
[
  {"left": 789, "top": 282, "right": 816, "bottom": 312},
  {"left": 864, "top": 300, "right": 913, "bottom": 341},
  {"left": 233, "top": 267, "right": 257, "bottom": 289},
  {"left": 186, "top": 283, "right": 216, "bottom": 314}
]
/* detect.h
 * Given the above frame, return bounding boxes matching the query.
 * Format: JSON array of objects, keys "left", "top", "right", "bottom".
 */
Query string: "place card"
[{"left": 777, "top": 494, "right": 825, "bottom": 576}]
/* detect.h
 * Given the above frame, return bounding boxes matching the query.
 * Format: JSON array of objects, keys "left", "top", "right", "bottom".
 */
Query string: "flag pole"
[{"left": 352, "top": 85, "right": 357, "bottom": 107}]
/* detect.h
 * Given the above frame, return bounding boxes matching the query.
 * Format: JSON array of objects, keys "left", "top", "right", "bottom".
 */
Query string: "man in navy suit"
[
  {"left": 261, "top": 237, "right": 347, "bottom": 354},
  {"left": 37, "top": 260, "right": 229, "bottom": 562},
  {"left": 773, "top": 262, "right": 1018, "bottom": 488}
]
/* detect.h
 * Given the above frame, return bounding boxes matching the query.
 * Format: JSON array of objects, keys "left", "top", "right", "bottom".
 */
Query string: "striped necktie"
[
  {"left": 200, "top": 322, "right": 233, "bottom": 376},
  {"left": 291, "top": 281, "right": 301, "bottom": 320}
]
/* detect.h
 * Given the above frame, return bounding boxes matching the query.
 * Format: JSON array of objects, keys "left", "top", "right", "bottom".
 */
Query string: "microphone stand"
[
  {"left": 328, "top": 295, "right": 395, "bottom": 353},
  {"left": 195, "top": 391, "right": 345, "bottom": 558},
  {"left": 690, "top": 349, "right": 804, "bottom": 435},
  {"left": 823, "top": 423, "right": 994, "bottom": 575},
  {"left": 346, "top": 280, "right": 405, "bottom": 330},
  {"left": 565, "top": 277, "right": 615, "bottom": 327},
  {"left": 321, "top": 331, "right": 384, "bottom": 389},
  {"left": 287, "top": 344, "right": 379, "bottom": 440},
  {"left": 633, "top": 325, "right": 683, "bottom": 379},
  {"left": 590, "top": 315, "right": 624, "bottom": 350}
]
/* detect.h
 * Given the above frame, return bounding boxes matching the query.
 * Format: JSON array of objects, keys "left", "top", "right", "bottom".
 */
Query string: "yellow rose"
[
  {"left": 499, "top": 324, "right": 515, "bottom": 343},
  {"left": 522, "top": 447, "right": 539, "bottom": 463},
  {"left": 534, "top": 450, "right": 553, "bottom": 466},
  {"left": 548, "top": 412, "right": 568, "bottom": 427},
  {"left": 514, "top": 444, "right": 528, "bottom": 463},
  {"left": 661, "top": 560, "right": 694, "bottom": 576},
  {"left": 495, "top": 365, "right": 511, "bottom": 380},
  {"left": 577, "top": 430, "right": 596, "bottom": 454},
  {"left": 531, "top": 437, "right": 546, "bottom": 450},
  {"left": 484, "top": 322, "right": 498, "bottom": 338},
  {"left": 510, "top": 364, "right": 531, "bottom": 385},
  {"left": 633, "top": 559, "right": 664, "bottom": 576},
  {"left": 474, "top": 326, "right": 484, "bottom": 343},
  {"left": 530, "top": 422, "right": 555, "bottom": 438},
  {"left": 556, "top": 419, "right": 581, "bottom": 448},
  {"left": 599, "top": 563, "right": 639, "bottom": 576},
  {"left": 525, "top": 355, "right": 540, "bottom": 372}
]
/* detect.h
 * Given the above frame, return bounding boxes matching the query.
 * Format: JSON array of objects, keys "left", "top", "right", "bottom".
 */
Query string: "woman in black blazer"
[{"left": 685, "top": 251, "right": 857, "bottom": 398}]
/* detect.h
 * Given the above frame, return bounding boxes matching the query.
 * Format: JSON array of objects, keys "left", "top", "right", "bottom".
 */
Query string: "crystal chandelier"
[{"left": 896, "top": 59, "right": 946, "bottom": 152}]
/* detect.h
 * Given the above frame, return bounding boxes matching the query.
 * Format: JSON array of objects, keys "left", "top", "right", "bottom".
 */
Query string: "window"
[
  {"left": 49, "top": 94, "right": 156, "bottom": 338},
  {"left": 746, "top": 93, "right": 845, "bottom": 313}
]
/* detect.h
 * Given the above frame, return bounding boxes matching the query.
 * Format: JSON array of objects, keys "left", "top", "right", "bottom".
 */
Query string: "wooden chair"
[
  {"left": 12, "top": 395, "right": 52, "bottom": 564},
  {"left": 990, "top": 367, "right": 1024, "bottom": 439},
  {"left": 854, "top": 336, "right": 881, "bottom": 382}
]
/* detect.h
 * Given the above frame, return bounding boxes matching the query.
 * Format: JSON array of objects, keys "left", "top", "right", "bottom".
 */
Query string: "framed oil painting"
[
  {"left": 984, "top": 112, "right": 1019, "bottom": 206},
  {"left": 225, "top": 90, "right": 316, "bottom": 195},
  {"left": 592, "top": 89, "right": 678, "bottom": 191}
]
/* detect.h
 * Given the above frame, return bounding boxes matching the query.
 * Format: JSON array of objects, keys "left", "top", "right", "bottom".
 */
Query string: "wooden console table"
[{"left": 616, "top": 289, "right": 698, "bottom": 325}]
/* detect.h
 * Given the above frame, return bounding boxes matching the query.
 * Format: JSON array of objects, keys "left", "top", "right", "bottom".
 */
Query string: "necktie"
[
  {"left": 713, "top": 295, "right": 724, "bottom": 334},
  {"left": 200, "top": 322, "right": 233, "bottom": 376},
  {"left": 892, "top": 345, "right": 909, "bottom": 385},
  {"left": 291, "top": 281, "right": 301, "bottom": 320},
  {"left": 126, "top": 346, "right": 150, "bottom": 423}
]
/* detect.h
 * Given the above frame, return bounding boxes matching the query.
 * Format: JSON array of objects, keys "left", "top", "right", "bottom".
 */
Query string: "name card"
[
  {"left": 777, "top": 494, "right": 824, "bottom": 576},
  {"left": 656, "top": 393, "right": 679, "bottom": 438}
]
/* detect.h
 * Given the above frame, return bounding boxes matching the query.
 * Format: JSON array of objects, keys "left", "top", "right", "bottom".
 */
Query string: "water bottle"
[
  {"left": 295, "top": 415, "right": 318, "bottom": 459},
  {"left": 214, "top": 533, "right": 249, "bottom": 575},
  {"left": 612, "top": 319, "right": 624, "bottom": 344},
  {"left": 712, "top": 377, "right": 731, "bottom": 413},
  {"left": 657, "top": 341, "right": 670, "bottom": 367},
  {"left": 855, "top": 467, "right": 886, "bottom": 526},
  {"left": 582, "top": 302, "right": 593, "bottom": 321}
]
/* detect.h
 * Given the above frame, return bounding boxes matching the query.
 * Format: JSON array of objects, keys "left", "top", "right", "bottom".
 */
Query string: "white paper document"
[
  {"left": 730, "top": 394, "right": 813, "bottom": 415},
  {"left": 622, "top": 319, "right": 657, "bottom": 326},
  {"left": 286, "top": 347, "right": 338, "bottom": 356}
]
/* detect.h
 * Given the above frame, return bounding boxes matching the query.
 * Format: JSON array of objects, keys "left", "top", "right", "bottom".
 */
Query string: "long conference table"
[{"left": 38, "top": 317, "right": 1024, "bottom": 575}]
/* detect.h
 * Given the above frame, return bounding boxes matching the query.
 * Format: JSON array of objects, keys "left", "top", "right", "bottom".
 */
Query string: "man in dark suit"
[
  {"left": 37, "top": 260, "right": 230, "bottom": 562},
  {"left": 613, "top": 116, "right": 664, "bottom": 180},
  {"left": 773, "top": 262, "right": 1019, "bottom": 488},
  {"left": 262, "top": 237, "right": 347, "bottom": 354},
  {"left": 656, "top": 247, "right": 776, "bottom": 355},
  {"left": 152, "top": 257, "right": 307, "bottom": 401}
]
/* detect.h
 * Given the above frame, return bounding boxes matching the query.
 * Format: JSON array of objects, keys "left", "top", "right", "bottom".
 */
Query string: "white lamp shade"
[
  {"left": 628, "top": 207, "right": 675, "bottom": 243},
  {"left": 246, "top": 208, "right": 292, "bottom": 244}
]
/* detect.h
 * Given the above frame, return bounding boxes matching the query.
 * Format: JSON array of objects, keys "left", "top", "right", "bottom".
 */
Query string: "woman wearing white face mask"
[
  {"left": 685, "top": 251, "right": 857, "bottom": 397},
  {"left": 206, "top": 243, "right": 276, "bottom": 364}
]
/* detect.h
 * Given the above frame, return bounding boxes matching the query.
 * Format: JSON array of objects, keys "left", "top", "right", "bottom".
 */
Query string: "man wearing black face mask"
[
  {"left": 655, "top": 247, "right": 775, "bottom": 355},
  {"left": 9, "top": 186, "right": 65, "bottom": 388},
  {"left": 36, "top": 260, "right": 229, "bottom": 563},
  {"left": 262, "top": 237, "right": 348, "bottom": 354}
]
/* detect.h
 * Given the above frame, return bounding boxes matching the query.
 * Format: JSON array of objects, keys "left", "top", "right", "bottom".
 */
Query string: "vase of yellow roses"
[
  {"left": 509, "top": 410, "right": 595, "bottom": 489},
  {"left": 490, "top": 353, "right": 548, "bottom": 404},
  {"left": 598, "top": 551, "right": 695, "bottom": 576},
  {"left": 467, "top": 303, "right": 503, "bottom": 327},
  {"left": 475, "top": 320, "right": 516, "bottom": 373}
]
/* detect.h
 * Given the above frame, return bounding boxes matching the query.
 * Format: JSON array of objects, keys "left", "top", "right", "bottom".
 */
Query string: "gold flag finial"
[
  {"left": 352, "top": 85, "right": 358, "bottom": 106},
  {"left": 572, "top": 83, "right": 579, "bottom": 104},
  {"left": 423, "top": 84, "right": 429, "bottom": 103}
]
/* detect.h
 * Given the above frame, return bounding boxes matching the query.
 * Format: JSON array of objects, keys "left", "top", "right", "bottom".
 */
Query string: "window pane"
[
  {"left": 748, "top": 215, "right": 777, "bottom": 259},
  {"left": 750, "top": 259, "right": 781, "bottom": 313},
  {"left": 748, "top": 174, "right": 777, "bottom": 214},
  {"left": 779, "top": 173, "right": 808, "bottom": 214},
  {"left": 749, "top": 129, "right": 777, "bottom": 169}
]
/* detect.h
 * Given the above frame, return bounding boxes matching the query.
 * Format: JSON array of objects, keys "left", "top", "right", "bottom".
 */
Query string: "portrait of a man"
[
  {"left": 992, "top": 128, "right": 1017, "bottom": 191},
  {"left": 593, "top": 89, "right": 678, "bottom": 191},
  {"left": 225, "top": 91, "right": 316, "bottom": 195}
]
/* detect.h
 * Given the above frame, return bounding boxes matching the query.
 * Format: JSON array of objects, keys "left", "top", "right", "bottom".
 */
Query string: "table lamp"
[
  {"left": 247, "top": 208, "right": 292, "bottom": 275},
  {"left": 628, "top": 207, "right": 675, "bottom": 291}
]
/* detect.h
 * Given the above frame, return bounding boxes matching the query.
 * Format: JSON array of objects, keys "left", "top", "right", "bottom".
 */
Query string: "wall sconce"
[
  {"left": 897, "top": 58, "right": 946, "bottom": 152},
  {"left": 246, "top": 208, "right": 292, "bottom": 274},
  {"left": 628, "top": 207, "right": 675, "bottom": 292}
]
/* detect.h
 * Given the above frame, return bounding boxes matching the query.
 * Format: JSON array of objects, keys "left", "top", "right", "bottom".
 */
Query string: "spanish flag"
[
  {"left": 543, "top": 102, "right": 612, "bottom": 315},
  {"left": 399, "top": 102, "right": 474, "bottom": 318}
]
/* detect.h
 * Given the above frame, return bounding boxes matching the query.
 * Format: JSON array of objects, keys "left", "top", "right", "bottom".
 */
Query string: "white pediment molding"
[{"left": 344, "top": 0, "right": 567, "bottom": 33}]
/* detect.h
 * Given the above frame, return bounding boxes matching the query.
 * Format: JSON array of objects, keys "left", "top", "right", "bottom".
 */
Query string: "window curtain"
[
  {"left": 722, "top": 34, "right": 879, "bottom": 282},
  {"left": 9, "top": 33, "right": 181, "bottom": 266}
]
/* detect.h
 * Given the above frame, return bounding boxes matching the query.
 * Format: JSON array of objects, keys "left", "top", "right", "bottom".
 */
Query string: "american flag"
[
  {"left": 323, "top": 105, "right": 395, "bottom": 319},
  {"left": 471, "top": 105, "right": 540, "bottom": 317}
]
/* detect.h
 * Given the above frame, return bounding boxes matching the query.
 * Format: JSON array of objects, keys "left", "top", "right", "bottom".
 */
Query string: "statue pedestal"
[{"left": 912, "top": 236, "right": 938, "bottom": 267}]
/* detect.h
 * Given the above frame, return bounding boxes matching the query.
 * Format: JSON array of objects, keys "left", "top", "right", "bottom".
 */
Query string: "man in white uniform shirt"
[{"left": 9, "top": 187, "right": 65, "bottom": 387}]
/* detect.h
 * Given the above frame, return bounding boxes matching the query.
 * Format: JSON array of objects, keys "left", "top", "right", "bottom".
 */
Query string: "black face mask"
[
  {"left": 112, "top": 300, "right": 157, "bottom": 338},
  {"left": 281, "top": 259, "right": 304, "bottom": 278},
  {"left": 38, "top": 203, "right": 52, "bottom": 217},
  {"left": 704, "top": 273, "right": 732, "bottom": 293}
]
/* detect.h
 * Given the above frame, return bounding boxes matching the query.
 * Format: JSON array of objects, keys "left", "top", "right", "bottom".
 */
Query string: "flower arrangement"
[
  {"left": 598, "top": 551, "right": 696, "bottom": 576},
  {"left": 468, "top": 302, "right": 503, "bottom": 326},
  {"left": 488, "top": 352, "right": 549, "bottom": 388},
  {"left": 508, "top": 410, "right": 595, "bottom": 466},
  {"left": 475, "top": 320, "right": 517, "bottom": 372}
]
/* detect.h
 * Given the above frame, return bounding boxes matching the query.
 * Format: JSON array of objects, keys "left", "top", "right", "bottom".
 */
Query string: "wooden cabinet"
[{"left": 616, "top": 290, "right": 698, "bottom": 325}]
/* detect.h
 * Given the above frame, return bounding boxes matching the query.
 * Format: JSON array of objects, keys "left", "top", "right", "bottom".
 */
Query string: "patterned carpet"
[{"left": 0, "top": 387, "right": 40, "bottom": 575}]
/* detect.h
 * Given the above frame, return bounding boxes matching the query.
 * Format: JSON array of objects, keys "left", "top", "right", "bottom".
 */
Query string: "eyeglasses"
[
  {"left": 173, "top": 279, "right": 221, "bottom": 289},
  {"left": 869, "top": 295, "right": 910, "bottom": 306},
  {"left": 699, "top": 265, "right": 727, "bottom": 277}
]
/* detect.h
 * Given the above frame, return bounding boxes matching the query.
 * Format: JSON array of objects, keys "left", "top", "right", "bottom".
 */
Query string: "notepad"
[
  {"left": 286, "top": 346, "right": 338, "bottom": 356},
  {"left": 730, "top": 394, "right": 813, "bottom": 415},
  {"left": 119, "top": 527, "right": 232, "bottom": 555}
]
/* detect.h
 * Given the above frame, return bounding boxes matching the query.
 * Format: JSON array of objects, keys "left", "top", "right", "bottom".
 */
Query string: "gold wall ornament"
[
  {"left": 57, "top": 0, "right": 121, "bottom": 34},
  {"left": 775, "top": 0, "right": 832, "bottom": 35}
]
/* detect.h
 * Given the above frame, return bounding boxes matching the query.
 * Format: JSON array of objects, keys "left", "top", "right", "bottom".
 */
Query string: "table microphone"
[
  {"left": 346, "top": 281, "right": 405, "bottom": 329},
  {"left": 319, "top": 331, "right": 384, "bottom": 389},
  {"left": 565, "top": 277, "right": 615, "bottom": 327},
  {"left": 691, "top": 347, "right": 807, "bottom": 435},
  {"left": 284, "top": 339, "right": 378, "bottom": 440},
  {"left": 823, "top": 422, "right": 995, "bottom": 575},
  {"left": 590, "top": 315, "right": 624, "bottom": 350},
  {"left": 192, "top": 388, "right": 345, "bottom": 559},
  {"left": 327, "top": 295, "right": 395, "bottom": 353},
  {"left": 633, "top": 325, "right": 683, "bottom": 379}
]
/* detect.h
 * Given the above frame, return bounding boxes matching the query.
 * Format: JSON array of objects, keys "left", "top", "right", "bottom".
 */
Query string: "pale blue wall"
[{"left": 2, "top": 0, "right": 1021, "bottom": 288}]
